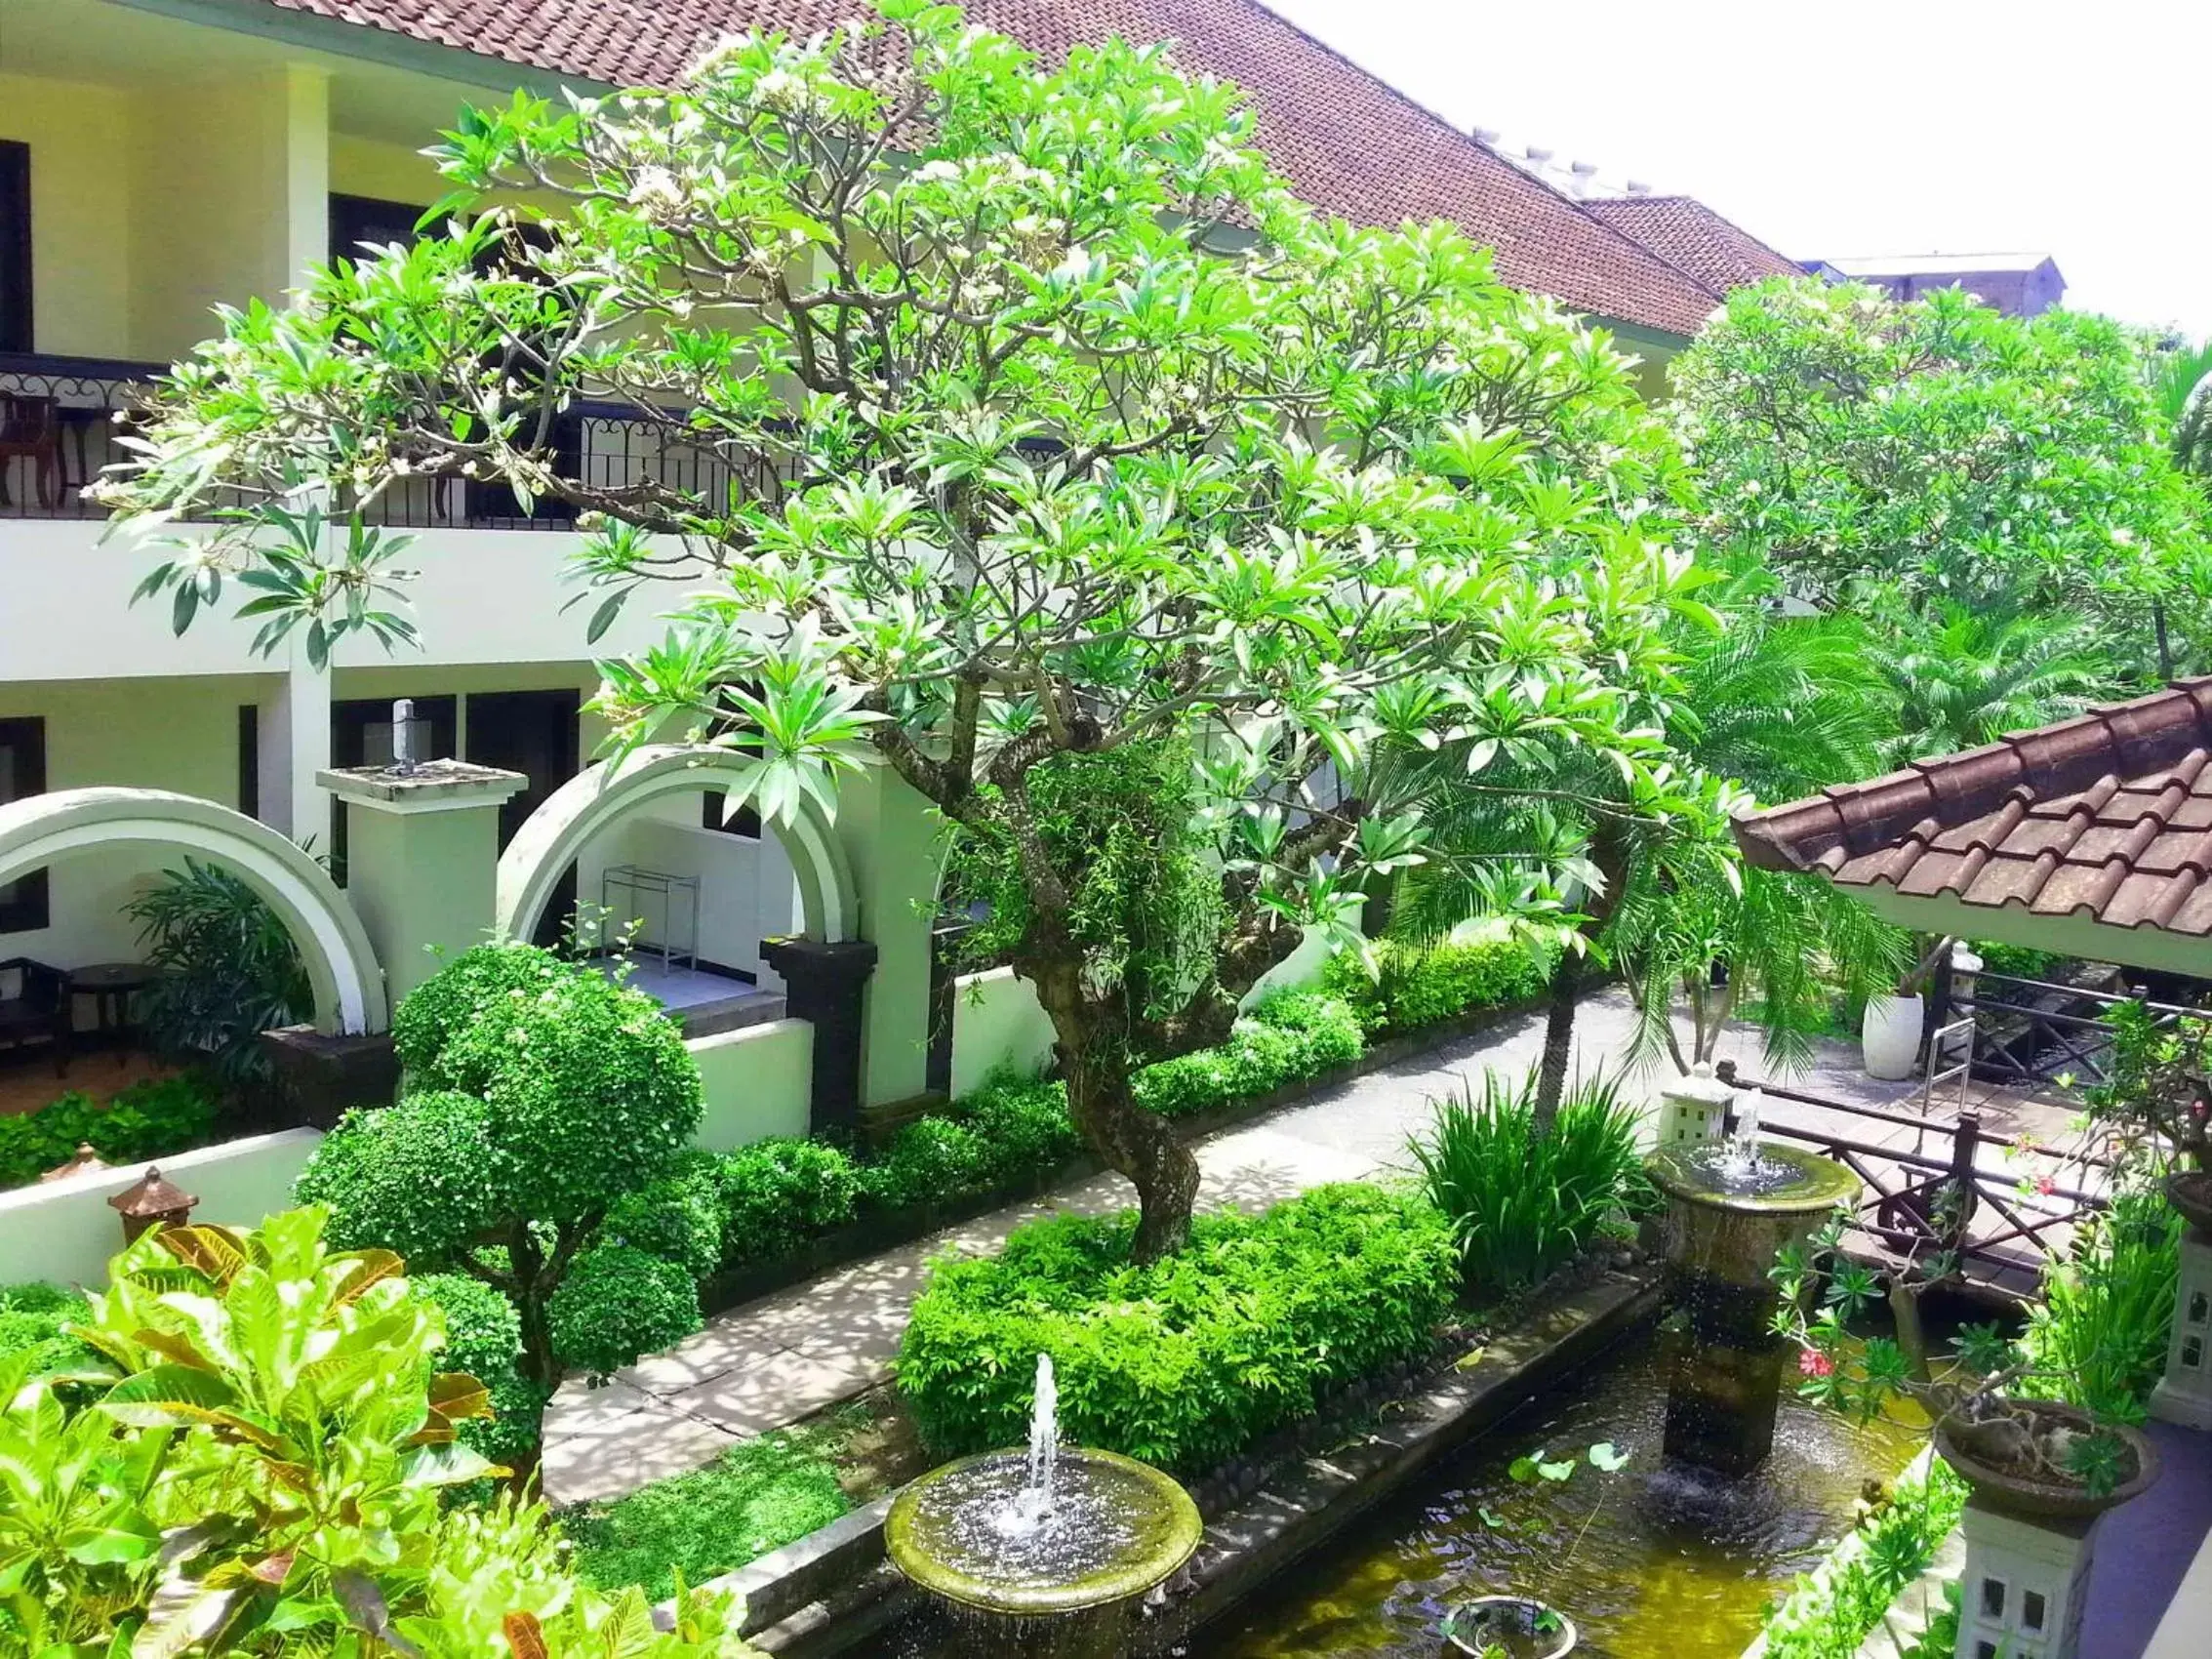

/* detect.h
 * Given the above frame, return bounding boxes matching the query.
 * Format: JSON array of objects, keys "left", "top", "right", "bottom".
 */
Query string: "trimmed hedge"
[
  {"left": 1132, "top": 991, "right": 1363, "bottom": 1116},
  {"left": 0, "top": 1282, "right": 95, "bottom": 1375},
  {"left": 0, "top": 1074, "right": 221, "bottom": 1191},
  {"left": 1319, "top": 934, "right": 1554, "bottom": 1038},
  {"left": 896, "top": 1183, "right": 1458, "bottom": 1474}
]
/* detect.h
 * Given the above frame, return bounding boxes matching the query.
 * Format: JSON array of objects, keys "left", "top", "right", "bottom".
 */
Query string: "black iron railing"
[
  {"left": 0, "top": 351, "right": 162, "bottom": 519},
  {"left": 0, "top": 355, "right": 760, "bottom": 531}
]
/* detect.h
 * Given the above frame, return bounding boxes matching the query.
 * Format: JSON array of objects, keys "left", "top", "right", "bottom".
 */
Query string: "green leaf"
[
  {"left": 1587, "top": 1440, "right": 1629, "bottom": 1472},
  {"left": 1537, "top": 1455, "right": 1579, "bottom": 1481},
  {"left": 61, "top": 1502, "right": 162, "bottom": 1565}
]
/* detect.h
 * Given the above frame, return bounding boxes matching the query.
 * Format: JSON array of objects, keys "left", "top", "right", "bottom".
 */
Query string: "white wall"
[
  {"left": 949, "top": 967, "right": 1060, "bottom": 1099},
  {"left": 6, "top": 1021, "right": 819, "bottom": 1289},
  {"left": 690, "top": 1018, "right": 815, "bottom": 1151},
  {"left": 0, "top": 1128, "right": 322, "bottom": 1290}
]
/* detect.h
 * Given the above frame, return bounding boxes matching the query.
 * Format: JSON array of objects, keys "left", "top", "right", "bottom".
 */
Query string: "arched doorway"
[{"left": 0, "top": 788, "right": 388, "bottom": 1033}]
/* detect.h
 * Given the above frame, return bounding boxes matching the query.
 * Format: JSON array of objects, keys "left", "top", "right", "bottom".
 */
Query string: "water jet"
[{"left": 886, "top": 1356, "right": 1203, "bottom": 1656}]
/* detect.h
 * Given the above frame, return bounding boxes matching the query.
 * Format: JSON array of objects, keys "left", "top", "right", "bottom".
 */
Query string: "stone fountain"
[
  {"left": 886, "top": 1356, "right": 1204, "bottom": 1656},
  {"left": 1646, "top": 1099, "right": 1861, "bottom": 1476}
]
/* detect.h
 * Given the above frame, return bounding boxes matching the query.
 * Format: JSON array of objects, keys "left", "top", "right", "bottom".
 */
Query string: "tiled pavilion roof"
[
  {"left": 1735, "top": 679, "right": 2212, "bottom": 938},
  {"left": 1581, "top": 194, "right": 1801, "bottom": 296},
  {"left": 261, "top": 0, "right": 1728, "bottom": 336}
]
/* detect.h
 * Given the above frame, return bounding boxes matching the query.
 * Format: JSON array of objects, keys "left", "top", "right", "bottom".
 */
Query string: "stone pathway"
[{"left": 540, "top": 989, "right": 2096, "bottom": 1504}]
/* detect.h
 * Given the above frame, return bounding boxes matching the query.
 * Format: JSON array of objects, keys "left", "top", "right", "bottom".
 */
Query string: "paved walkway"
[{"left": 540, "top": 990, "right": 2095, "bottom": 1504}]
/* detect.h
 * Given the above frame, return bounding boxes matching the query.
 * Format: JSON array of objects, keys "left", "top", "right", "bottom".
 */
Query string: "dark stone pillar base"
[
  {"left": 260, "top": 1026, "right": 401, "bottom": 1130},
  {"left": 762, "top": 937, "right": 879, "bottom": 1137},
  {"left": 1662, "top": 1274, "right": 1788, "bottom": 1476}
]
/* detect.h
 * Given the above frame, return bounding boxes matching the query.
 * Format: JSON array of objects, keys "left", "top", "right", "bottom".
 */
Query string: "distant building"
[{"left": 1812, "top": 253, "right": 2067, "bottom": 317}]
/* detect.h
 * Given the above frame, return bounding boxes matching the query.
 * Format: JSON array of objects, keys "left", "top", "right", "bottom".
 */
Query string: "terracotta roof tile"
[
  {"left": 1735, "top": 676, "right": 2212, "bottom": 939},
  {"left": 1581, "top": 194, "right": 1801, "bottom": 294},
  {"left": 261, "top": 0, "right": 1725, "bottom": 335}
]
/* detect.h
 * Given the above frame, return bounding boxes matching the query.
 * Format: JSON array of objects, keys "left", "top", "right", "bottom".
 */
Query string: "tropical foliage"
[
  {"left": 100, "top": 0, "right": 1712, "bottom": 1257},
  {"left": 0, "top": 1208, "right": 754, "bottom": 1656},
  {"left": 124, "top": 859, "right": 313, "bottom": 1090}
]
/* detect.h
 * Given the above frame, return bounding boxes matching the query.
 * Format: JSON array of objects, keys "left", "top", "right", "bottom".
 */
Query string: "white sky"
[{"left": 1266, "top": 0, "right": 2212, "bottom": 336}]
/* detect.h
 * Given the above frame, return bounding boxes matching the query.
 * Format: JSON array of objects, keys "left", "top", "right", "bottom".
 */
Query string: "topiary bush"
[
  {"left": 295, "top": 944, "right": 705, "bottom": 1437},
  {"left": 548, "top": 1243, "right": 704, "bottom": 1382},
  {"left": 714, "top": 1137, "right": 865, "bottom": 1267},
  {"left": 1321, "top": 935, "right": 1554, "bottom": 1037},
  {"left": 410, "top": 1272, "right": 548, "bottom": 1469},
  {"left": 599, "top": 1151, "right": 725, "bottom": 1281},
  {"left": 897, "top": 1183, "right": 1458, "bottom": 1473}
]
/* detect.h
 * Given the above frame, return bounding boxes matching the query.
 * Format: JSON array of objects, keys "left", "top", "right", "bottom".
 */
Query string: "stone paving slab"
[{"left": 540, "top": 988, "right": 2089, "bottom": 1506}]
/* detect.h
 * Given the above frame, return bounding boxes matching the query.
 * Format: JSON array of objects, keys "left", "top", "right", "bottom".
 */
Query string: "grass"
[{"left": 562, "top": 1415, "right": 858, "bottom": 1600}]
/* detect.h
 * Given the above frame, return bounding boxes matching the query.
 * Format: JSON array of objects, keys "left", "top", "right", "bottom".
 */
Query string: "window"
[
  {"left": 329, "top": 193, "right": 428, "bottom": 264},
  {"left": 0, "top": 717, "right": 48, "bottom": 932},
  {"left": 2185, "top": 1335, "right": 2205, "bottom": 1371},
  {"left": 238, "top": 705, "right": 261, "bottom": 821},
  {"left": 1981, "top": 1578, "right": 2006, "bottom": 1621},
  {"left": 0, "top": 141, "right": 29, "bottom": 352},
  {"left": 2190, "top": 1289, "right": 2208, "bottom": 1325},
  {"left": 2023, "top": 1590, "right": 2047, "bottom": 1632}
]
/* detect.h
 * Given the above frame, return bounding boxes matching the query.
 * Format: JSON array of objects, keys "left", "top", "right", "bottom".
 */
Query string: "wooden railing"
[{"left": 1714, "top": 1059, "right": 2110, "bottom": 1286}]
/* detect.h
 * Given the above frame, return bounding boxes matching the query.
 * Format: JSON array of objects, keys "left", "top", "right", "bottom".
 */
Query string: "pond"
[{"left": 1198, "top": 1329, "right": 1927, "bottom": 1659}]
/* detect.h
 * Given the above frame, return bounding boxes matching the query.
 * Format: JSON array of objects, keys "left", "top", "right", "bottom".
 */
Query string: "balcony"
[{"left": 0, "top": 352, "right": 744, "bottom": 531}]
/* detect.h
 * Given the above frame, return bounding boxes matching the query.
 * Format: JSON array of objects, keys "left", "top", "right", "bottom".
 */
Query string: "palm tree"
[
  {"left": 1388, "top": 582, "right": 1897, "bottom": 1120},
  {"left": 1868, "top": 601, "right": 2111, "bottom": 770},
  {"left": 2145, "top": 337, "right": 2212, "bottom": 675}
]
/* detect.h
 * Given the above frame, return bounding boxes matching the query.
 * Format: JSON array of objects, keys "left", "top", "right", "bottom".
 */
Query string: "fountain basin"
[
  {"left": 886, "top": 1444, "right": 1201, "bottom": 1652},
  {"left": 1645, "top": 1142, "right": 1862, "bottom": 1290}
]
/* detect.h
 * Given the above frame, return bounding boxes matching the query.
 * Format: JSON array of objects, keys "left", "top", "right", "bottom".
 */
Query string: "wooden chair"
[
  {"left": 0, "top": 393, "right": 63, "bottom": 510},
  {"left": 0, "top": 957, "right": 71, "bottom": 1075}
]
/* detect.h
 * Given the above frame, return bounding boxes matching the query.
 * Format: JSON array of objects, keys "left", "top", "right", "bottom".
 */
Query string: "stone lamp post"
[
  {"left": 108, "top": 1166, "right": 198, "bottom": 1244},
  {"left": 2152, "top": 1168, "right": 2212, "bottom": 1430},
  {"left": 1657, "top": 1063, "right": 1735, "bottom": 1149}
]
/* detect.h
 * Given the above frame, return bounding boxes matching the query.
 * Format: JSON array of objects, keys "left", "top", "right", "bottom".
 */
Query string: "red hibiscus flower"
[
  {"left": 2035, "top": 1174, "right": 2057, "bottom": 1196},
  {"left": 1798, "top": 1348, "right": 1835, "bottom": 1379}
]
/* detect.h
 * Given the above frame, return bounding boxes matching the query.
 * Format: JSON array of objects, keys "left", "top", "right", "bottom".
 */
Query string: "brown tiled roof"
[
  {"left": 1581, "top": 194, "right": 1801, "bottom": 295},
  {"left": 1735, "top": 679, "right": 2212, "bottom": 937},
  {"left": 261, "top": 0, "right": 1726, "bottom": 336}
]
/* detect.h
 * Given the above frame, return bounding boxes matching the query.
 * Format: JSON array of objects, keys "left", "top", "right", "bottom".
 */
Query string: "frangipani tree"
[{"left": 100, "top": 1, "right": 1704, "bottom": 1259}]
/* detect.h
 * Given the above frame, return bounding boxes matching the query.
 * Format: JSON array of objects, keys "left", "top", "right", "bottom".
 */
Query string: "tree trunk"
[
  {"left": 1066, "top": 1045, "right": 1200, "bottom": 1263},
  {"left": 1533, "top": 948, "right": 1584, "bottom": 1136},
  {"left": 1888, "top": 1279, "right": 1933, "bottom": 1385}
]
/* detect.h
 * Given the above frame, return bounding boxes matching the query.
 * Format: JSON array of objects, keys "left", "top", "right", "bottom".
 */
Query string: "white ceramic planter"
[{"left": 1862, "top": 992, "right": 1926, "bottom": 1080}]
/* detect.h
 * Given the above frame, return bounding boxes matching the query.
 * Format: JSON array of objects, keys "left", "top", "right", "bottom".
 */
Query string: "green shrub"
[
  {"left": 864, "top": 1115, "right": 995, "bottom": 1211},
  {"left": 411, "top": 1272, "right": 548, "bottom": 1466},
  {"left": 1131, "top": 992, "right": 1364, "bottom": 1118},
  {"left": 548, "top": 1243, "right": 704, "bottom": 1382},
  {"left": 1321, "top": 934, "right": 1553, "bottom": 1037},
  {"left": 297, "top": 1089, "right": 499, "bottom": 1265},
  {"left": 0, "top": 1075, "right": 222, "bottom": 1191},
  {"left": 1408, "top": 1067, "right": 1644, "bottom": 1293},
  {"left": 123, "top": 859, "right": 311, "bottom": 1089},
  {"left": 566, "top": 1426, "right": 851, "bottom": 1600},
  {"left": 0, "top": 1283, "right": 94, "bottom": 1375},
  {"left": 960, "top": 1073, "right": 1084, "bottom": 1181},
  {"left": 2020, "top": 1185, "right": 2181, "bottom": 1420},
  {"left": 600, "top": 1152, "right": 725, "bottom": 1280},
  {"left": 1758, "top": 1460, "right": 1967, "bottom": 1659},
  {"left": 714, "top": 1137, "right": 864, "bottom": 1266},
  {"left": 897, "top": 1183, "right": 1457, "bottom": 1473},
  {"left": 1972, "top": 940, "right": 2066, "bottom": 983}
]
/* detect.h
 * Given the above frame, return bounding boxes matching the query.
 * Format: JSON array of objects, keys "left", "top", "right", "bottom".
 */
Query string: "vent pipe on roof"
[
  {"left": 1471, "top": 126, "right": 1501, "bottom": 145},
  {"left": 1524, "top": 144, "right": 1553, "bottom": 164},
  {"left": 1626, "top": 180, "right": 1654, "bottom": 195}
]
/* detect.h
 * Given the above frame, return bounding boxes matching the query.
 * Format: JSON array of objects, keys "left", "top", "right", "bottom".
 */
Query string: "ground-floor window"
[{"left": 0, "top": 716, "right": 49, "bottom": 931}]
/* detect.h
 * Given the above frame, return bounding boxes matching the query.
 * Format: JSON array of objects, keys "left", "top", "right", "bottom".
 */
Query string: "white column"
[
  {"left": 1954, "top": 1499, "right": 2099, "bottom": 1659},
  {"left": 260, "top": 651, "right": 332, "bottom": 849},
  {"left": 2152, "top": 1229, "right": 2212, "bottom": 1430}
]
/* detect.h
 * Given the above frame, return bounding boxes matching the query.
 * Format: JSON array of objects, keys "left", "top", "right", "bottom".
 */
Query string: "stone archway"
[
  {"left": 493, "top": 746, "right": 860, "bottom": 947},
  {"left": 0, "top": 788, "right": 388, "bottom": 1034}
]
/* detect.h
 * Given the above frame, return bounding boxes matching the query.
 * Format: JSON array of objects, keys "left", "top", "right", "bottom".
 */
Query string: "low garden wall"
[
  {"left": 0, "top": 1126, "right": 323, "bottom": 1288},
  {"left": 690, "top": 1018, "right": 816, "bottom": 1151}
]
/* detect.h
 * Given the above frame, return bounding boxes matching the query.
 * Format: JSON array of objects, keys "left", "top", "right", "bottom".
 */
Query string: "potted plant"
[
  {"left": 1774, "top": 1214, "right": 2159, "bottom": 1521},
  {"left": 2082, "top": 998, "right": 2212, "bottom": 1230},
  {"left": 1441, "top": 1596, "right": 1577, "bottom": 1659},
  {"left": 1861, "top": 937, "right": 1957, "bottom": 1081}
]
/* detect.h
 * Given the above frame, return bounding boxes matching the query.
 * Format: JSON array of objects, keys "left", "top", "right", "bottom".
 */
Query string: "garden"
[{"left": 6, "top": 0, "right": 2212, "bottom": 1653}]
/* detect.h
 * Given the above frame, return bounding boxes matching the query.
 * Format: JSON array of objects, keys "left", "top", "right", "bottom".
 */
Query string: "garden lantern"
[
  {"left": 108, "top": 1166, "right": 198, "bottom": 1243},
  {"left": 41, "top": 1143, "right": 108, "bottom": 1183}
]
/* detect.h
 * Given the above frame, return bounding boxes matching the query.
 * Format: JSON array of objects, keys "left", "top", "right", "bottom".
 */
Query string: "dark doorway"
[
  {"left": 465, "top": 689, "right": 582, "bottom": 946},
  {"left": 328, "top": 192, "right": 428, "bottom": 263},
  {"left": 0, "top": 142, "right": 31, "bottom": 353},
  {"left": 329, "top": 695, "right": 458, "bottom": 882}
]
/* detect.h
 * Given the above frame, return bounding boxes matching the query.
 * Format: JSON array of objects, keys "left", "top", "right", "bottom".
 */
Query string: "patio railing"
[
  {"left": 1, "top": 352, "right": 765, "bottom": 530},
  {"left": 1714, "top": 1059, "right": 2111, "bottom": 1292}
]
